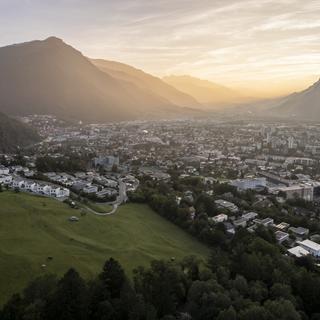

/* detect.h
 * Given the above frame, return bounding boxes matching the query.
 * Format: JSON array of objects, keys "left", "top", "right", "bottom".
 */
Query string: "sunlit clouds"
[{"left": 0, "top": 0, "right": 320, "bottom": 97}]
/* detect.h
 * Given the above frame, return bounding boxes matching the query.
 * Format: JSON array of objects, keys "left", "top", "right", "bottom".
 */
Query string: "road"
[{"left": 84, "top": 179, "right": 127, "bottom": 216}]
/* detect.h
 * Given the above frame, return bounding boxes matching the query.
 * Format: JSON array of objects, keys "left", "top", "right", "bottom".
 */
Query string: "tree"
[
  {"left": 45, "top": 268, "right": 88, "bottom": 320},
  {"left": 90, "top": 300, "right": 115, "bottom": 320},
  {"left": 134, "top": 260, "right": 186, "bottom": 318},
  {"left": 22, "top": 274, "right": 57, "bottom": 318},
  {"left": 239, "top": 305, "right": 271, "bottom": 320},
  {"left": 99, "top": 258, "right": 126, "bottom": 299},
  {"left": 180, "top": 255, "right": 200, "bottom": 281},
  {"left": 233, "top": 275, "right": 248, "bottom": 296},
  {"left": 0, "top": 294, "right": 23, "bottom": 320},
  {"left": 187, "top": 280, "right": 219, "bottom": 319},
  {"left": 217, "top": 306, "right": 237, "bottom": 320},
  {"left": 264, "top": 299, "right": 301, "bottom": 320},
  {"left": 248, "top": 281, "right": 268, "bottom": 303},
  {"left": 295, "top": 255, "right": 316, "bottom": 272},
  {"left": 270, "top": 283, "right": 295, "bottom": 304}
]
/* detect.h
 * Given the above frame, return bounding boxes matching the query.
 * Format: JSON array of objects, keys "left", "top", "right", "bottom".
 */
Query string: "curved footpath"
[
  {"left": 84, "top": 180, "right": 127, "bottom": 216},
  {"left": 83, "top": 203, "right": 118, "bottom": 216}
]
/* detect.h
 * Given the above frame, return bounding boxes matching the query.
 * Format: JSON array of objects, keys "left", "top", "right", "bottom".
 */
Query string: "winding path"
[{"left": 84, "top": 180, "right": 127, "bottom": 216}]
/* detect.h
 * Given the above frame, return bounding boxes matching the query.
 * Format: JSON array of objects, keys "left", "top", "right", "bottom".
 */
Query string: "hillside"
[
  {"left": 163, "top": 75, "right": 247, "bottom": 108},
  {"left": 0, "top": 192, "right": 210, "bottom": 304},
  {"left": 92, "top": 59, "right": 201, "bottom": 109},
  {"left": 272, "top": 78, "right": 320, "bottom": 120},
  {"left": 0, "top": 37, "right": 197, "bottom": 122},
  {"left": 0, "top": 112, "right": 39, "bottom": 152}
]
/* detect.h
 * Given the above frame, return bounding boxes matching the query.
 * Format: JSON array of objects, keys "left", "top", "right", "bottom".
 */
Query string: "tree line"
[{"left": 2, "top": 229, "right": 320, "bottom": 319}]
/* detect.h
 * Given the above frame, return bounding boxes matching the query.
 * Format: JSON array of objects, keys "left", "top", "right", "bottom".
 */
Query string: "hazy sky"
[{"left": 1, "top": 0, "right": 320, "bottom": 97}]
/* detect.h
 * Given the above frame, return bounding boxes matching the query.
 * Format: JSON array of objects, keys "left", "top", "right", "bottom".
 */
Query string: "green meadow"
[{"left": 0, "top": 191, "right": 209, "bottom": 304}]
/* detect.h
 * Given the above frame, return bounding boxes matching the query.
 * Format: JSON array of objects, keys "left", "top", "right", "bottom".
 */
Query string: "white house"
[
  {"left": 210, "top": 214, "right": 228, "bottom": 224},
  {"left": 24, "top": 181, "right": 36, "bottom": 191},
  {"left": 242, "top": 212, "right": 258, "bottom": 222},
  {"left": 0, "top": 166, "right": 9, "bottom": 175},
  {"left": 254, "top": 218, "right": 274, "bottom": 227},
  {"left": 36, "top": 184, "right": 45, "bottom": 193},
  {"left": 288, "top": 246, "right": 310, "bottom": 258},
  {"left": 9, "top": 176, "right": 70, "bottom": 198},
  {"left": 83, "top": 185, "right": 98, "bottom": 194},
  {"left": 215, "top": 199, "right": 239, "bottom": 213},
  {"left": 297, "top": 240, "right": 320, "bottom": 257},
  {"left": 0, "top": 174, "right": 12, "bottom": 184},
  {"left": 51, "top": 187, "right": 70, "bottom": 198},
  {"left": 43, "top": 185, "right": 52, "bottom": 195},
  {"left": 11, "top": 178, "right": 25, "bottom": 189}
]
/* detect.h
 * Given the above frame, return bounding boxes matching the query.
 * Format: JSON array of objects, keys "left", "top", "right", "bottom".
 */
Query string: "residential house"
[
  {"left": 275, "top": 231, "right": 289, "bottom": 243},
  {"left": 83, "top": 185, "right": 99, "bottom": 194},
  {"left": 233, "top": 217, "right": 247, "bottom": 228},
  {"left": 297, "top": 240, "right": 320, "bottom": 257},
  {"left": 0, "top": 174, "right": 12, "bottom": 184},
  {"left": 242, "top": 211, "right": 258, "bottom": 222},
  {"left": 0, "top": 166, "right": 9, "bottom": 175},
  {"left": 289, "top": 226, "right": 309, "bottom": 239},
  {"left": 288, "top": 246, "right": 310, "bottom": 258},
  {"left": 210, "top": 214, "right": 228, "bottom": 224},
  {"left": 215, "top": 199, "right": 239, "bottom": 213},
  {"left": 254, "top": 218, "right": 274, "bottom": 227}
]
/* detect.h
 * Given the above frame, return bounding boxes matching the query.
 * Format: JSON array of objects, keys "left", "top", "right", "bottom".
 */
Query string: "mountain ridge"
[
  {"left": 163, "top": 75, "right": 247, "bottom": 108},
  {"left": 270, "top": 77, "right": 320, "bottom": 119},
  {"left": 92, "top": 59, "right": 201, "bottom": 109},
  {"left": 0, "top": 37, "right": 199, "bottom": 122}
]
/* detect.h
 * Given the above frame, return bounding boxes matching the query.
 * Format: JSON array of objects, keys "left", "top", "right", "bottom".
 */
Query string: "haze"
[{"left": 1, "top": 0, "right": 320, "bottom": 98}]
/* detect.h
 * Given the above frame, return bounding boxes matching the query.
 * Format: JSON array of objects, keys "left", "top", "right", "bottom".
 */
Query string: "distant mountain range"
[
  {"left": 0, "top": 112, "right": 39, "bottom": 153},
  {"left": 270, "top": 78, "right": 320, "bottom": 120},
  {"left": 163, "top": 75, "right": 250, "bottom": 108},
  {"left": 0, "top": 36, "right": 318, "bottom": 122},
  {"left": 92, "top": 59, "right": 201, "bottom": 109},
  {"left": 0, "top": 37, "right": 200, "bottom": 122}
]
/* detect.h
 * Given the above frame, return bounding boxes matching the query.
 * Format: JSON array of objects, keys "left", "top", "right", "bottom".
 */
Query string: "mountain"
[
  {"left": 271, "top": 78, "right": 320, "bottom": 120},
  {"left": 0, "top": 112, "right": 39, "bottom": 153},
  {"left": 163, "top": 75, "right": 248, "bottom": 108},
  {"left": 0, "top": 37, "right": 198, "bottom": 122},
  {"left": 92, "top": 59, "right": 201, "bottom": 109}
]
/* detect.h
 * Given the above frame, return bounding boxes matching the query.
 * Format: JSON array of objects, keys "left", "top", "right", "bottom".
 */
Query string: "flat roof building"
[
  {"left": 297, "top": 240, "right": 320, "bottom": 257},
  {"left": 288, "top": 246, "right": 310, "bottom": 258}
]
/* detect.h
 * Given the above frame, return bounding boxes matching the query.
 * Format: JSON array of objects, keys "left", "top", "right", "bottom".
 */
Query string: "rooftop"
[
  {"left": 298, "top": 239, "right": 320, "bottom": 252},
  {"left": 288, "top": 246, "right": 310, "bottom": 258}
]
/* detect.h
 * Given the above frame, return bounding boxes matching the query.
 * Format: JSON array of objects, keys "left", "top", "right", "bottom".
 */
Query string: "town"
[{"left": 1, "top": 115, "right": 320, "bottom": 259}]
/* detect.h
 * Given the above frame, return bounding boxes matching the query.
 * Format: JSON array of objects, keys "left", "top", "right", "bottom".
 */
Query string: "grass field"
[{"left": 0, "top": 191, "right": 210, "bottom": 305}]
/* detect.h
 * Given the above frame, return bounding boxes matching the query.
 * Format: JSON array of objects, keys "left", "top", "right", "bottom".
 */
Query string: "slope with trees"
[{"left": 0, "top": 112, "right": 39, "bottom": 153}]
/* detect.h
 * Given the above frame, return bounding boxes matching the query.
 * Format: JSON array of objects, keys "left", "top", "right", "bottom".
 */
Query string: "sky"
[{"left": 0, "top": 0, "right": 320, "bottom": 97}]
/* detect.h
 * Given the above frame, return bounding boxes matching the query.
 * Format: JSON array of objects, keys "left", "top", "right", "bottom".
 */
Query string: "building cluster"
[
  {"left": 0, "top": 165, "right": 70, "bottom": 198},
  {"left": 2, "top": 117, "right": 320, "bottom": 261},
  {"left": 210, "top": 200, "right": 320, "bottom": 258}
]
